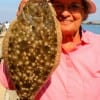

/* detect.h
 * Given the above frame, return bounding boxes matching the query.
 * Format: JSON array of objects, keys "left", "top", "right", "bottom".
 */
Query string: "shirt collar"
[{"left": 81, "top": 29, "right": 90, "bottom": 44}]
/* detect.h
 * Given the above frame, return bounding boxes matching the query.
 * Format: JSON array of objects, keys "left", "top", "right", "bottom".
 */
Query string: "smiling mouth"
[{"left": 61, "top": 20, "right": 73, "bottom": 24}]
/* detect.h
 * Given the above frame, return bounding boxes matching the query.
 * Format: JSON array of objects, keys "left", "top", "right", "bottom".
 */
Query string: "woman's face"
[{"left": 52, "top": 0, "right": 85, "bottom": 35}]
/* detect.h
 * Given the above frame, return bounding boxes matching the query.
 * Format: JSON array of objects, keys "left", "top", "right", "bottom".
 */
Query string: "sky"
[{"left": 0, "top": 0, "right": 100, "bottom": 23}]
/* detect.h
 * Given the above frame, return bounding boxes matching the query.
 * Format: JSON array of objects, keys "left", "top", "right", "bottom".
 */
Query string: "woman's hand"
[
  {"left": 16, "top": 0, "right": 29, "bottom": 16},
  {"left": 16, "top": 0, "right": 50, "bottom": 16}
]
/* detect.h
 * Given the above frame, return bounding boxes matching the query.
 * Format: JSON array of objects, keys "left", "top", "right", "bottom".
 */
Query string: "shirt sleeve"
[{"left": 0, "top": 59, "right": 15, "bottom": 89}]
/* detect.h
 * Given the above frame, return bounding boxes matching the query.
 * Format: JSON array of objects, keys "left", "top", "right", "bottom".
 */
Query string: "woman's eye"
[
  {"left": 54, "top": 4, "right": 63, "bottom": 9},
  {"left": 69, "top": 4, "right": 83, "bottom": 10}
]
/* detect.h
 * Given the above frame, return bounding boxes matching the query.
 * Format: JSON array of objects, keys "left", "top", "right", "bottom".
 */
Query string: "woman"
[{"left": 0, "top": 0, "right": 100, "bottom": 100}]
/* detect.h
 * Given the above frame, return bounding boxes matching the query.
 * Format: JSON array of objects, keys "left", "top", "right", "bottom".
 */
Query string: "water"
[{"left": 82, "top": 24, "right": 100, "bottom": 34}]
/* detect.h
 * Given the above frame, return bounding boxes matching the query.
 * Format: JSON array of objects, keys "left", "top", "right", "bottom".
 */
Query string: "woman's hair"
[{"left": 50, "top": 0, "right": 90, "bottom": 21}]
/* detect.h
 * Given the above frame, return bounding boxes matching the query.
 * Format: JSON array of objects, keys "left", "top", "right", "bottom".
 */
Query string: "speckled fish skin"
[{"left": 2, "top": 0, "right": 62, "bottom": 99}]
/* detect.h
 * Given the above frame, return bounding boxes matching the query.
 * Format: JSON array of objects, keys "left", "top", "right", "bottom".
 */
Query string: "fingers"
[
  {"left": 16, "top": 0, "right": 29, "bottom": 16},
  {"left": 16, "top": 0, "right": 51, "bottom": 16}
]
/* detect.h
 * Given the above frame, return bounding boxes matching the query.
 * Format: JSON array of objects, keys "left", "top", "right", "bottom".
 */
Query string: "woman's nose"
[{"left": 61, "top": 8, "right": 72, "bottom": 17}]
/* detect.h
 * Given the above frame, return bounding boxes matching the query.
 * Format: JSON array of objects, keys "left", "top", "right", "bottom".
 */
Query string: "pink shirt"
[{"left": 0, "top": 30, "right": 100, "bottom": 100}]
